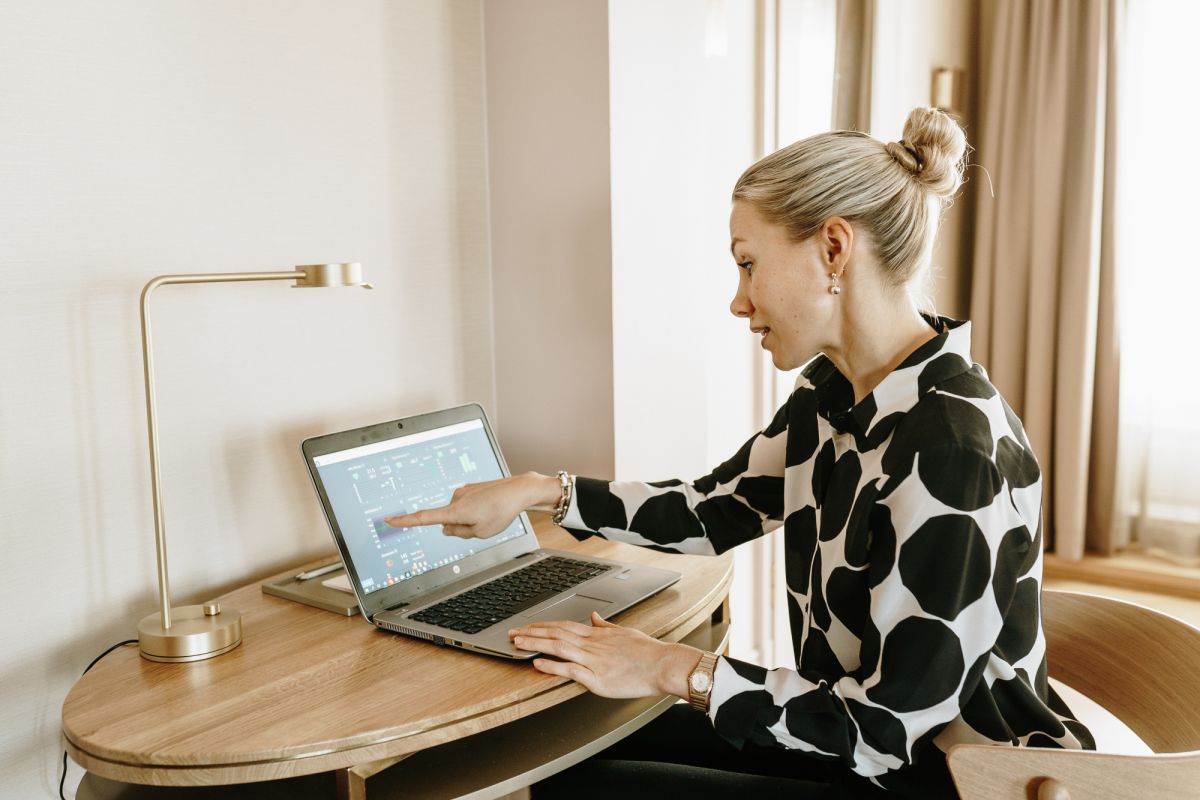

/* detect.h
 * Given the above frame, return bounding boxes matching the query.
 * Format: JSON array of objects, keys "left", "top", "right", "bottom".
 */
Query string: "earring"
[{"left": 829, "top": 272, "right": 842, "bottom": 295}]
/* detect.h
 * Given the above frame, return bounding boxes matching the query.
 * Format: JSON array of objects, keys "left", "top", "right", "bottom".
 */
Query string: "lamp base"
[{"left": 138, "top": 604, "right": 243, "bottom": 663}]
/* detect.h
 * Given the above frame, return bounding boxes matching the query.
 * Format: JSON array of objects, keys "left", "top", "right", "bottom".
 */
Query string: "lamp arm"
[{"left": 139, "top": 270, "right": 304, "bottom": 629}]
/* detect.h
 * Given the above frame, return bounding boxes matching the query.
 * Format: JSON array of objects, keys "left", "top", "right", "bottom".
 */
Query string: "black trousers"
[{"left": 533, "top": 704, "right": 895, "bottom": 799}]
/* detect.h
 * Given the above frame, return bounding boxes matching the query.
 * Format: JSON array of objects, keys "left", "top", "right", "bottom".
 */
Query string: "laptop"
[{"left": 301, "top": 403, "right": 681, "bottom": 659}]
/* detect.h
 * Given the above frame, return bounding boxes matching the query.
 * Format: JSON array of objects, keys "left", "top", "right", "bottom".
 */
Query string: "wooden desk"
[{"left": 63, "top": 521, "right": 732, "bottom": 798}]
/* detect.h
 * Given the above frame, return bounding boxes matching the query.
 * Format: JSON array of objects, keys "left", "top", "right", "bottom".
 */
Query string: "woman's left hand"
[{"left": 509, "top": 612, "right": 703, "bottom": 699}]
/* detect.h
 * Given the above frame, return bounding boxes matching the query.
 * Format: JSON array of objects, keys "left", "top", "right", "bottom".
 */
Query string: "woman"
[{"left": 385, "top": 107, "right": 1096, "bottom": 798}]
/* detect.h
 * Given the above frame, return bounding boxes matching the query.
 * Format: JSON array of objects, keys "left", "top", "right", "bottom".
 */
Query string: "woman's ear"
[{"left": 819, "top": 217, "right": 854, "bottom": 273}]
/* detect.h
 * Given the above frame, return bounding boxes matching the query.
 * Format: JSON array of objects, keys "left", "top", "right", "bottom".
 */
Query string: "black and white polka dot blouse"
[{"left": 560, "top": 316, "right": 1096, "bottom": 798}]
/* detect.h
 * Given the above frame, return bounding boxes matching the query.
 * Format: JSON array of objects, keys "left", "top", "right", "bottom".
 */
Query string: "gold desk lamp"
[{"left": 136, "top": 263, "right": 372, "bottom": 662}]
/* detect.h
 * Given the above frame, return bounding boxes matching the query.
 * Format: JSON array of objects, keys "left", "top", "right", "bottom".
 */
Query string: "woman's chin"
[
  {"left": 770, "top": 350, "right": 797, "bottom": 371},
  {"left": 768, "top": 343, "right": 815, "bottom": 373}
]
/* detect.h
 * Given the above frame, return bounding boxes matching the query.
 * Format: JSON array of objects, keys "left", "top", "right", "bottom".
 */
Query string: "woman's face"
[{"left": 728, "top": 200, "right": 839, "bottom": 371}]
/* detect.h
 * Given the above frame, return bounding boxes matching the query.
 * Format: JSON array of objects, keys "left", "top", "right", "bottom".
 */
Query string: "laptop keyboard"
[{"left": 408, "top": 556, "right": 613, "bottom": 634}]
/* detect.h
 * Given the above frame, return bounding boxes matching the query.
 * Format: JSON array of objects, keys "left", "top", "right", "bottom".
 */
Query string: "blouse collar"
[{"left": 801, "top": 316, "right": 974, "bottom": 450}]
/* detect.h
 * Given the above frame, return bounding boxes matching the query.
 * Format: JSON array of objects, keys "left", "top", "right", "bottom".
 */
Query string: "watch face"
[{"left": 690, "top": 671, "right": 712, "bottom": 694}]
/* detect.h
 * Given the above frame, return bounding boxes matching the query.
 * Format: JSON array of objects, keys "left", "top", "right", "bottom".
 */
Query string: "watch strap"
[{"left": 687, "top": 651, "right": 719, "bottom": 713}]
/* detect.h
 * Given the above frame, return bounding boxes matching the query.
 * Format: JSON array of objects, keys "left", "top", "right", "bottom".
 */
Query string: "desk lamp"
[{"left": 136, "top": 263, "right": 372, "bottom": 662}]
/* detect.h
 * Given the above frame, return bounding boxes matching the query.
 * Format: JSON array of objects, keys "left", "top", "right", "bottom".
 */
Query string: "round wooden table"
[{"left": 63, "top": 521, "right": 733, "bottom": 799}]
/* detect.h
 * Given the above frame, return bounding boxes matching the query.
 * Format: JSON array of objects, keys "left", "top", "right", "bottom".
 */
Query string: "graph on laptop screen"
[{"left": 313, "top": 419, "right": 524, "bottom": 594}]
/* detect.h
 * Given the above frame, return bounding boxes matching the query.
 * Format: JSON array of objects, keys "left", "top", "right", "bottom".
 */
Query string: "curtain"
[
  {"left": 1110, "top": 1, "right": 1200, "bottom": 564},
  {"left": 969, "top": 0, "right": 1120, "bottom": 559},
  {"left": 832, "top": 0, "right": 873, "bottom": 131}
]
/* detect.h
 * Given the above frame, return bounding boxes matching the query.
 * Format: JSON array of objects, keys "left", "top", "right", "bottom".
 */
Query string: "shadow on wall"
[
  {"left": 69, "top": 278, "right": 158, "bottom": 614},
  {"left": 43, "top": 275, "right": 164, "bottom": 791},
  {"left": 380, "top": 0, "right": 495, "bottom": 415}
]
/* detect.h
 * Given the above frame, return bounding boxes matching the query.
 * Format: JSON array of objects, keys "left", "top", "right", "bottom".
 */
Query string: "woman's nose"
[{"left": 730, "top": 287, "right": 753, "bottom": 318}]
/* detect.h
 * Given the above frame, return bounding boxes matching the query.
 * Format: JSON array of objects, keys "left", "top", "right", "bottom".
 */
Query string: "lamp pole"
[{"left": 136, "top": 263, "right": 370, "bottom": 662}]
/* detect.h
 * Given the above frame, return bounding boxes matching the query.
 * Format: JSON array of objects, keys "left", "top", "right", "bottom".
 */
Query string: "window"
[{"left": 1112, "top": 0, "right": 1200, "bottom": 562}]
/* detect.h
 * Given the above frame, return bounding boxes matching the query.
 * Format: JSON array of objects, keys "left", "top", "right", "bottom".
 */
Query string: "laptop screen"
[{"left": 312, "top": 418, "right": 526, "bottom": 596}]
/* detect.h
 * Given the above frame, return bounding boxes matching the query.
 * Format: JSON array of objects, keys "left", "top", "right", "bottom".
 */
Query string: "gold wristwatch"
[{"left": 687, "top": 651, "right": 719, "bottom": 713}]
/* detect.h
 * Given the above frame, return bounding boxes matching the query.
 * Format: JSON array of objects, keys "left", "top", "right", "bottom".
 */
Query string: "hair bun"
[
  {"left": 894, "top": 106, "right": 967, "bottom": 199},
  {"left": 885, "top": 140, "right": 922, "bottom": 173}
]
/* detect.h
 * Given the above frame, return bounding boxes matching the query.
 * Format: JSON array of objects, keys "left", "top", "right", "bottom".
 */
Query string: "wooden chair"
[{"left": 947, "top": 589, "right": 1200, "bottom": 799}]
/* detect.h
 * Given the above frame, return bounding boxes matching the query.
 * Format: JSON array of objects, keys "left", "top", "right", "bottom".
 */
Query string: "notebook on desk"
[{"left": 301, "top": 403, "right": 680, "bottom": 659}]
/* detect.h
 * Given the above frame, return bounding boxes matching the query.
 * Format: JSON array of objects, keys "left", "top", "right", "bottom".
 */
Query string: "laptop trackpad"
[{"left": 521, "top": 594, "right": 614, "bottom": 622}]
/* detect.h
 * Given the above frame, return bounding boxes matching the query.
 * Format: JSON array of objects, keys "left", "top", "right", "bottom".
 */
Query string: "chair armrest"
[{"left": 947, "top": 743, "right": 1200, "bottom": 799}]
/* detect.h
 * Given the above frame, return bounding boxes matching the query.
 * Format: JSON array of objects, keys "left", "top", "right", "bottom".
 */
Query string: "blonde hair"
[{"left": 732, "top": 107, "right": 967, "bottom": 293}]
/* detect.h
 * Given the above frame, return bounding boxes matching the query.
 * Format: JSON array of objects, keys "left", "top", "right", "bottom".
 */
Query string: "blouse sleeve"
[
  {"left": 556, "top": 402, "right": 791, "bottom": 555},
  {"left": 704, "top": 441, "right": 1034, "bottom": 780}
]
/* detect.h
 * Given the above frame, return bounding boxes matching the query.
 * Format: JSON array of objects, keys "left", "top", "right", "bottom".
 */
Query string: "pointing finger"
[{"left": 385, "top": 508, "right": 447, "bottom": 528}]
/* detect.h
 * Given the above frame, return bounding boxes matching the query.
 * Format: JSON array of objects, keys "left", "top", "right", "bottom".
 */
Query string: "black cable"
[
  {"left": 81, "top": 639, "right": 138, "bottom": 676},
  {"left": 60, "top": 639, "right": 138, "bottom": 800}
]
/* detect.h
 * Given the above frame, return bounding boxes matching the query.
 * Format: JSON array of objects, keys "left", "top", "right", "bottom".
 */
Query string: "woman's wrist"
[
  {"left": 521, "top": 472, "right": 565, "bottom": 510},
  {"left": 658, "top": 642, "right": 705, "bottom": 700}
]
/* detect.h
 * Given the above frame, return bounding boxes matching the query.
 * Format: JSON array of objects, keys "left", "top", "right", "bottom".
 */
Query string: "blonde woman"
[{"left": 385, "top": 107, "right": 1095, "bottom": 798}]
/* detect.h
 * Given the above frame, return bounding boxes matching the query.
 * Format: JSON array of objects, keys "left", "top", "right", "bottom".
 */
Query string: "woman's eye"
[{"left": 738, "top": 261, "right": 754, "bottom": 274}]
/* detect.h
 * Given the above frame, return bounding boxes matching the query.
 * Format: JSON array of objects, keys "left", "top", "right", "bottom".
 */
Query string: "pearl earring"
[{"left": 829, "top": 272, "right": 842, "bottom": 295}]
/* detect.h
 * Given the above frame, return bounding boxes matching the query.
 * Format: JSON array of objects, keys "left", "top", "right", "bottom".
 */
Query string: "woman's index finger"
[{"left": 384, "top": 507, "right": 449, "bottom": 528}]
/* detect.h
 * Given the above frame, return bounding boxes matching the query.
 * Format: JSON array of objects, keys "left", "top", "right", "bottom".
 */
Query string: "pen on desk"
[{"left": 295, "top": 562, "right": 342, "bottom": 581}]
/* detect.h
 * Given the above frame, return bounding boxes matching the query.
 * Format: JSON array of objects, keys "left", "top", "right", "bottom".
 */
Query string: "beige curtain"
[
  {"left": 970, "top": 0, "right": 1121, "bottom": 559},
  {"left": 832, "top": 0, "right": 873, "bottom": 131}
]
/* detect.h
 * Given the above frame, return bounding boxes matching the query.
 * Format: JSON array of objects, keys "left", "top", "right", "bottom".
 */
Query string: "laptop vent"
[{"left": 378, "top": 619, "right": 434, "bottom": 640}]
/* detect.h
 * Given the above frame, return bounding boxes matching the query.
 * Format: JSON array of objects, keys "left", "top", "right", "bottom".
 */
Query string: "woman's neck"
[{"left": 824, "top": 299, "right": 938, "bottom": 405}]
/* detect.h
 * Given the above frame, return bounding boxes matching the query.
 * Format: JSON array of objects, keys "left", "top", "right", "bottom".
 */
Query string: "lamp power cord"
[{"left": 59, "top": 639, "right": 138, "bottom": 800}]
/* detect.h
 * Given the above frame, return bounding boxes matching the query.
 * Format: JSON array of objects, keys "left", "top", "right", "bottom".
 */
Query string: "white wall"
[{"left": 0, "top": 1, "right": 492, "bottom": 795}]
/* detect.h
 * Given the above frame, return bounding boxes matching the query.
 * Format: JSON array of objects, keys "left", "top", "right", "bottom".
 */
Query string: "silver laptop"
[{"left": 301, "top": 403, "right": 680, "bottom": 659}]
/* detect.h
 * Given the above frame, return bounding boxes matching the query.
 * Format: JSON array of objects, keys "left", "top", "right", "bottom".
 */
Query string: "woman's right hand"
[{"left": 383, "top": 472, "right": 562, "bottom": 539}]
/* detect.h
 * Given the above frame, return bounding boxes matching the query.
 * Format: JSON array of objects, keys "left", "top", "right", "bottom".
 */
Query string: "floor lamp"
[{"left": 136, "top": 262, "right": 372, "bottom": 662}]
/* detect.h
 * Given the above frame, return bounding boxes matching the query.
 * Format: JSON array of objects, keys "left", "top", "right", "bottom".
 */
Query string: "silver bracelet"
[
  {"left": 553, "top": 470, "right": 574, "bottom": 525},
  {"left": 529, "top": 471, "right": 573, "bottom": 525}
]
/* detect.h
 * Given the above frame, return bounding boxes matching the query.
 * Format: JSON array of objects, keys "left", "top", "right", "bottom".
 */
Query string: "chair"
[{"left": 947, "top": 589, "right": 1200, "bottom": 799}]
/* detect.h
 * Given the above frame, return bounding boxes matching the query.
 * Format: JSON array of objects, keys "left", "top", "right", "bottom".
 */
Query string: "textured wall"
[{"left": 0, "top": 1, "right": 491, "bottom": 794}]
